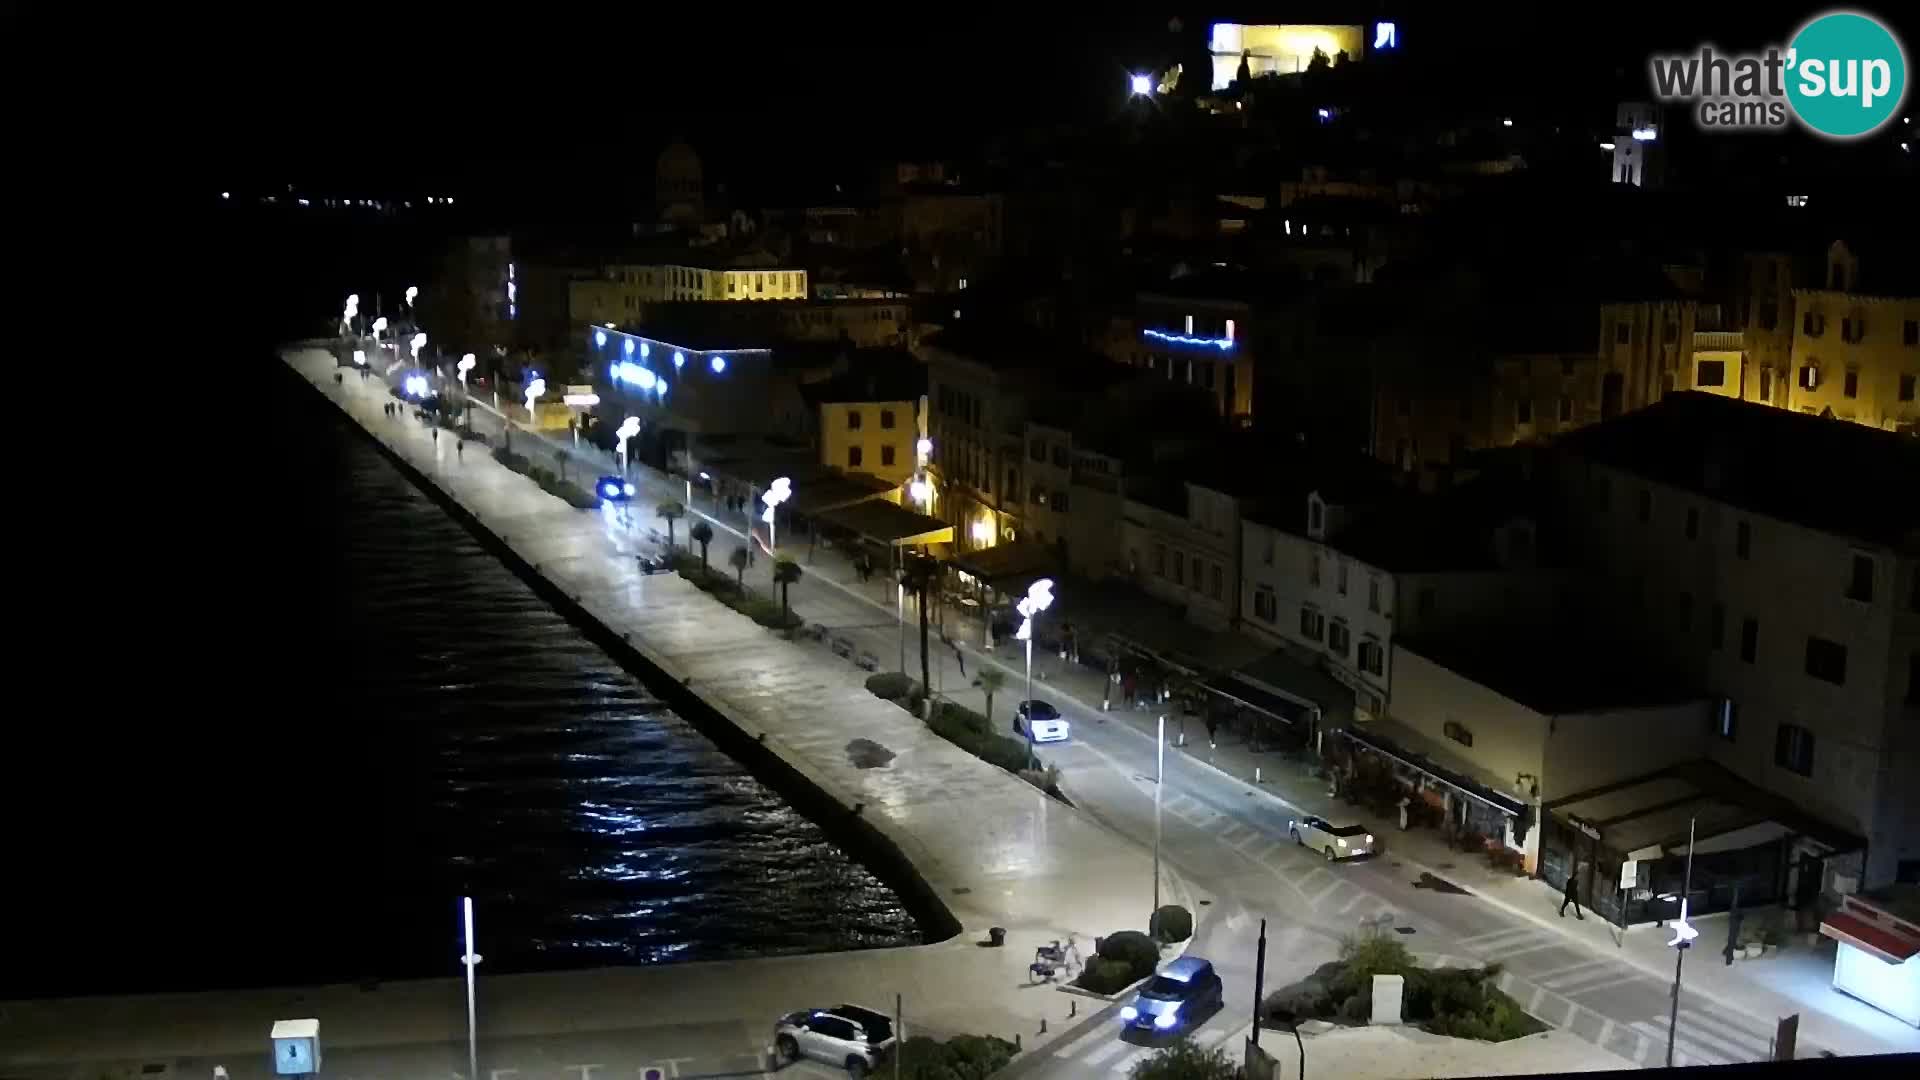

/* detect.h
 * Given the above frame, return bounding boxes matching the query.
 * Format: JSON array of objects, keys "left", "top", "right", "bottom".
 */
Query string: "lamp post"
[
  {"left": 459, "top": 896, "right": 482, "bottom": 1080},
  {"left": 405, "top": 285, "right": 418, "bottom": 327},
  {"left": 342, "top": 293, "right": 359, "bottom": 337},
  {"left": 1154, "top": 712, "right": 1165, "bottom": 916},
  {"left": 410, "top": 331, "right": 427, "bottom": 367},
  {"left": 761, "top": 477, "right": 792, "bottom": 554},
  {"left": 1664, "top": 817, "right": 1700, "bottom": 1068},
  {"left": 523, "top": 377, "right": 546, "bottom": 428},
  {"left": 1014, "top": 578, "right": 1056, "bottom": 758},
  {"left": 615, "top": 415, "right": 640, "bottom": 474},
  {"left": 458, "top": 354, "right": 476, "bottom": 423}
]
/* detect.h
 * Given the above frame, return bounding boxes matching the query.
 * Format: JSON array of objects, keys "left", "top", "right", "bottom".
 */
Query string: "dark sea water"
[{"left": 3, "top": 360, "right": 916, "bottom": 998}]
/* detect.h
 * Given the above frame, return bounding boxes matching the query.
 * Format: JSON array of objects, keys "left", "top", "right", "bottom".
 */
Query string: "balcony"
[{"left": 1693, "top": 330, "right": 1744, "bottom": 351}]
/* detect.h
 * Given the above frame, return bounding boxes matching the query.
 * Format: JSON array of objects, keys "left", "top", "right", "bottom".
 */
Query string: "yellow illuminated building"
[
  {"left": 569, "top": 263, "right": 810, "bottom": 325},
  {"left": 1209, "top": 23, "right": 1366, "bottom": 88}
]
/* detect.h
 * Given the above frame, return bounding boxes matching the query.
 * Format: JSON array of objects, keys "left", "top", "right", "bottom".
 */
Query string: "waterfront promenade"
[{"left": 0, "top": 349, "right": 1170, "bottom": 1076}]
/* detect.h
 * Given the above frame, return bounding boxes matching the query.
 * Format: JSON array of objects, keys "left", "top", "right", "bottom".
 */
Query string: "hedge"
[
  {"left": 1150, "top": 904, "right": 1193, "bottom": 944},
  {"left": 926, "top": 701, "right": 1033, "bottom": 774}
]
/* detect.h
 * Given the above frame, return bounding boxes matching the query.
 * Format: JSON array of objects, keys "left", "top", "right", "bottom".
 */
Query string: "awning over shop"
[
  {"left": 819, "top": 499, "right": 953, "bottom": 547},
  {"left": 1544, "top": 760, "right": 1864, "bottom": 859},
  {"left": 1337, "top": 720, "right": 1528, "bottom": 817},
  {"left": 1200, "top": 673, "right": 1309, "bottom": 727},
  {"left": 943, "top": 541, "right": 1062, "bottom": 595},
  {"left": 1821, "top": 911, "right": 1920, "bottom": 964}
]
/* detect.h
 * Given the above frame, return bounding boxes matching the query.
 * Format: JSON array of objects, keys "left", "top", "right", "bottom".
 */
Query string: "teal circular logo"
[{"left": 1786, "top": 11, "right": 1907, "bottom": 137}]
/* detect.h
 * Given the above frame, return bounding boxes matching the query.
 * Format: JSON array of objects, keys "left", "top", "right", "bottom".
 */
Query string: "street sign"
[{"left": 1620, "top": 860, "right": 1638, "bottom": 890}]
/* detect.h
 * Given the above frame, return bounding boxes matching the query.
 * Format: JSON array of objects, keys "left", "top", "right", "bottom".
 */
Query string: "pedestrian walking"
[
  {"left": 432, "top": 428, "right": 438, "bottom": 444},
  {"left": 952, "top": 641, "right": 966, "bottom": 677},
  {"left": 1559, "top": 865, "right": 1585, "bottom": 920},
  {"left": 1398, "top": 795, "right": 1411, "bottom": 831},
  {"left": 456, "top": 439, "right": 463, "bottom": 459}
]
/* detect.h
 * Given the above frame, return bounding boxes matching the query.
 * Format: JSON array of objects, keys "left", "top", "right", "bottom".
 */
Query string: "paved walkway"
[
  {"left": 441, "top": 364, "right": 1919, "bottom": 1058},
  {"left": 0, "top": 351, "right": 1175, "bottom": 1074}
]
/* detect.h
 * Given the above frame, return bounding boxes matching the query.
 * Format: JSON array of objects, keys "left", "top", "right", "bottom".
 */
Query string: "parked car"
[
  {"left": 635, "top": 554, "right": 669, "bottom": 575},
  {"left": 773, "top": 1005, "right": 895, "bottom": 1078},
  {"left": 1119, "top": 955, "right": 1224, "bottom": 1033},
  {"left": 1290, "top": 815, "right": 1376, "bottom": 860},
  {"left": 1013, "top": 699, "right": 1070, "bottom": 743},
  {"left": 597, "top": 476, "right": 636, "bottom": 502}
]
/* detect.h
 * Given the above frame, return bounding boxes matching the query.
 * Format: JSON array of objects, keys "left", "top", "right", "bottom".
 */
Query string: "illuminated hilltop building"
[{"left": 1207, "top": 23, "right": 1369, "bottom": 89}]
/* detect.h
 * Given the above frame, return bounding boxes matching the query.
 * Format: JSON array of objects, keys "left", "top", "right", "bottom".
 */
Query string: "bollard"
[
  {"left": 1040, "top": 1017, "right": 1047, "bottom": 1034},
  {"left": 1069, "top": 1000, "right": 1077, "bottom": 1017},
  {"left": 1015, "top": 1034, "right": 1022, "bottom": 1052},
  {"left": 1255, "top": 767, "right": 1262, "bottom": 783}
]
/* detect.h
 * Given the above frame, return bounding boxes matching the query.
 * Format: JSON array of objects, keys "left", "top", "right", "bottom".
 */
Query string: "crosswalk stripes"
[
  {"left": 1538, "top": 959, "right": 1639, "bottom": 995},
  {"left": 1078, "top": 1040, "right": 1134, "bottom": 1067},
  {"left": 1627, "top": 1007, "right": 1776, "bottom": 1067},
  {"left": 1454, "top": 925, "right": 1546, "bottom": 952},
  {"left": 1053, "top": 1024, "right": 1115, "bottom": 1060}
]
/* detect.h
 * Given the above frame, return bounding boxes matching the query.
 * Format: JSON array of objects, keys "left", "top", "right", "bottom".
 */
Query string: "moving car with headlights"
[
  {"left": 773, "top": 1005, "right": 895, "bottom": 1079},
  {"left": 1012, "top": 699, "right": 1070, "bottom": 743},
  {"left": 596, "top": 475, "right": 636, "bottom": 503},
  {"left": 1290, "top": 814, "right": 1376, "bottom": 860},
  {"left": 1119, "top": 955, "right": 1224, "bottom": 1033}
]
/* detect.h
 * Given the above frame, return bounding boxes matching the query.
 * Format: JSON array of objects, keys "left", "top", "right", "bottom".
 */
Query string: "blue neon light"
[
  {"left": 624, "top": 338, "right": 634, "bottom": 354},
  {"left": 1142, "top": 328, "right": 1235, "bottom": 351},
  {"left": 709, "top": 354, "right": 726, "bottom": 373},
  {"left": 594, "top": 330, "right": 607, "bottom": 347}
]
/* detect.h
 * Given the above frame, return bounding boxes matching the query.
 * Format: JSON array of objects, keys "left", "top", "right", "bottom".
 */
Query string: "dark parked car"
[{"left": 1119, "top": 955, "right": 1224, "bottom": 1032}]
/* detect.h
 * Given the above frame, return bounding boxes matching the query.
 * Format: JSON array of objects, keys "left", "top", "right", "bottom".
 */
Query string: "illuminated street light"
[
  {"left": 1015, "top": 578, "right": 1056, "bottom": 759},
  {"left": 761, "top": 476, "right": 792, "bottom": 553},
  {"left": 352, "top": 349, "right": 366, "bottom": 366},
  {"left": 916, "top": 437, "right": 933, "bottom": 463},
  {"left": 405, "top": 285, "right": 419, "bottom": 310},
  {"left": 524, "top": 377, "right": 546, "bottom": 425},
  {"left": 970, "top": 518, "right": 993, "bottom": 545},
  {"left": 615, "top": 415, "right": 641, "bottom": 473},
  {"left": 457, "top": 353, "right": 476, "bottom": 421},
  {"left": 1129, "top": 73, "right": 1152, "bottom": 95},
  {"left": 371, "top": 316, "right": 388, "bottom": 343}
]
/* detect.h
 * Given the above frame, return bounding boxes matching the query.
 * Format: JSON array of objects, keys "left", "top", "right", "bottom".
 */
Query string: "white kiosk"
[{"left": 271, "top": 1018, "right": 322, "bottom": 1075}]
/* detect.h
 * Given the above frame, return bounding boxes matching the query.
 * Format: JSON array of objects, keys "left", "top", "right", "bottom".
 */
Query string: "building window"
[
  {"left": 1254, "top": 586, "right": 1277, "bottom": 622},
  {"left": 1309, "top": 552, "right": 1322, "bottom": 587},
  {"left": 1685, "top": 506, "right": 1699, "bottom": 540},
  {"left": 1904, "top": 319, "right": 1919, "bottom": 346},
  {"left": 1368, "top": 576, "right": 1381, "bottom": 613},
  {"left": 1847, "top": 553, "right": 1875, "bottom": 602},
  {"left": 1210, "top": 563, "right": 1223, "bottom": 601},
  {"left": 1713, "top": 699, "right": 1738, "bottom": 741},
  {"left": 1516, "top": 397, "right": 1534, "bottom": 424},
  {"left": 1805, "top": 636, "right": 1848, "bottom": 685},
  {"left": 1328, "top": 620, "right": 1351, "bottom": 657},
  {"left": 1358, "top": 639, "right": 1384, "bottom": 676},
  {"left": 1559, "top": 396, "right": 1573, "bottom": 422},
  {"left": 1637, "top": 488, "right": 1652, "bottom": 523},
  {"left": 1803, "top": 312, "right": 1825, "bottom": 338},
  {"left": 881, "top": 445, "right": 896, "bottom": 467},
  {"left": 1299, "top": 606, "right": 1325, "bottom": 642},
  {"left": 1901, "top": 374, "right": 1917, "bottom": 402},
  {"left": 1443, "top": 720, "right": 1474, "bottom": 748},
  {"left": 1740, "top": 616, "right": 1759, "bottom": 663},
  {"left": 1696, "top": 359, "right": 1726, "bottom": 387},
  {"left": 1736, "top": 520, "right": 1751, "bottom": 559},
  {"left": 1710, "top": 602, "right": 1725, "bottom": 649},
  {"left": 847, "top": 446, "right": 863, "bottom": 468},
  {"left": 1843, "top": 369, "right": 1859, "bottom": 399},
  {"left": 1760, "top": 368, "right": 1773, "bottom": 403},
  {"left": 1615, "top": 322, "right": 1630, "bottom": 345},
  {"left": 1153, "top": 543, "right": 1166, "bottom": 577},
  {"left": 1841, "top": 316, "right": 1866, "bottom": 344},
  {"left": 1336, "top": 560, "right": 1349, "bottom": 596},
  {"left": 1800, "top": 363, "right": 1820, "bottom": 391},
  {"left": 1679, "top": 590, "right": 1693, "bottom": 630},
  {"left": 1007, "top": 467, "right": 1018, "bottom": 494},
  {"left": 847, "top": 410, "right": 863, "bottom": 430},
  {"left": 880, "top": 409, "right": 896, "bottom": 429},
  {"left": 1054, "top": 489, "right": 1070, "bottom": 513},
  {"left": 1774, "top": 724, "right": 1815, "bottom": 777}
]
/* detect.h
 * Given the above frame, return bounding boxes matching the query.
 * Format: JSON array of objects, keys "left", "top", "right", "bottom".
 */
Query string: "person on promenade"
[{"left": 1559, "top": 865, "right": 1586, "bottom": 920}]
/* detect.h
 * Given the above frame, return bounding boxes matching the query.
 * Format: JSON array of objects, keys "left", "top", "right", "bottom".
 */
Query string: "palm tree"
[
  {"left": 899, "top": 552, "right": 939, "bottom": 704},
  {"left": 690, "top": 521, "right": 714, "bottom": 571},
  {"left": 772, "top": 557, "right": 803, "bottom": 621},
  {"left": 657, "top": 500, "right": 685, "bottom": 548},
  {"left": 973, "top": 667, "right": 1007, "bottom": 725},
  {"left": 728, "top": 546, "right": 750, "bottom": 589}
]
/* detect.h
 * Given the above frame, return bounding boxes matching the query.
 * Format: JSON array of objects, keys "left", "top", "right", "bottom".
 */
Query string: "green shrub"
[
  {"left": 1098, "top": 930, "right": 1161, "bottom": 981},
  {"left": 1336, "top": 930, "right": 1414, "bottom": 998},
  {"left": 1129, "top": 1038, "right": 1237, "bottom": 1080},
  {"left": 1338, "top": 991, "right": 1371, "bottom": 1024},
  {"left": 890, "top": 1035, "right": 1016, "bottom": 1080},
  {"left": 866, "top": 672, "right": 914, "bottom": 700},
  {"left": 1074, "top": 957, "right": 1138, "bottom": 995},
  {"left": 924, "top": 703, "right": 1034, "bottom": 773},
  {"left": 1150, "top": 905, "right": 1194, "bottom": 944},
  {"left": 1264, "top": 981, "right": 1331, "bottom": 1022}
]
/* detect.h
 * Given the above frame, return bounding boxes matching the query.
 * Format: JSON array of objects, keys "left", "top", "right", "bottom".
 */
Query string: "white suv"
[{"left": 773, "top": 1005, "right": 896, "bottom": 1078}]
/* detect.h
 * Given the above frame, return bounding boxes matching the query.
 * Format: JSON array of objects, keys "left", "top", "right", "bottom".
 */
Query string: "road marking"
[
  {"left": 1055, "top": 1025, "right": 1115, "bottom": 1059},
  {"left": 1337, "top": 890, "right": 1371, "bottom": 914},
  {"left": 1216, "top": 823, "right": 1248, "bottom": 844},
  {"left": 1454, "top": 925, "right": 1543, "bottom": 951},
  {"left": 1232, "top": 830, "right": 1272, "bottom": 854},
  {"left": 1110, "top": 1048, "right": 1154, "bottom": 1075},
  {"left": 1540, "top": 962, "right": 1636, "bottom": 995},
  {"left": 1308, "top": 879, "right": 1346, "bottom": 905},
  {"left": 1677, "top": 1008, "right": 1773, "bottom": 1060},
  {"left": 1081, "top": 1040, "right": 1132, "bottom": 1067},
  {"left": 1629, "top": 1019, "right": 1734, "bottom": 1066},
  {"left": 1596, "top": 1017, "right": 1614, "bottom": 1049}
]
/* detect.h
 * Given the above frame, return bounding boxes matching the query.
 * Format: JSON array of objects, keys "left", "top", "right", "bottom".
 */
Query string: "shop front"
[{"left": 1329, "top": 720, "right": 1532, "bottom": 871}]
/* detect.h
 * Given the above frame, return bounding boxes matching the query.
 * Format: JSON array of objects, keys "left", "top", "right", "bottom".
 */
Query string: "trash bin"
[{"left": 989, "top": 926, "right": 1006, "bottom": 947}]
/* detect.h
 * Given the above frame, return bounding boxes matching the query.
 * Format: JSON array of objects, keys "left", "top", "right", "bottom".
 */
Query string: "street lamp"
[
  {"left": 459, "top": 896, "right": 482, "bottom": 1080},
  {"left": 405, "top": 285, "right": 418, "bottom": 315},
  {"left": 524, "top": 377, "right": 546, "bottom": 426},
  {"left": 352, "top": 349, "right": 366, "bottom": 366},
  {"left": 458, "top": 354, "right": 476, "bottom": 423},
  {"left": 1664, "top": 817, "right": 1700, "bottom": 1068},
  {"left": 410, "top": 331, "right": 427, "bottom": 367},
  {"left": 615, "top": 415, "right": 640, "bottom": 473},
  {"left": 342, "top": 293, "right": 359, "bottom": 336},
  {"left": 762, "top": 476, "right": 792, "bottom": 553},
  {"left": 1015, "top": 578, "right": 1056, "bottom": 758}
]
